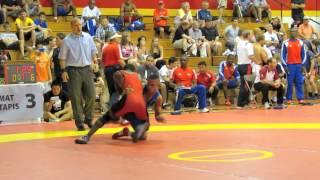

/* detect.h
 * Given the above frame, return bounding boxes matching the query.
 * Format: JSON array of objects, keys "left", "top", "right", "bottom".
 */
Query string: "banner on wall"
[{"left": 0, "top": 83, "right": 43, "bottom": 123}]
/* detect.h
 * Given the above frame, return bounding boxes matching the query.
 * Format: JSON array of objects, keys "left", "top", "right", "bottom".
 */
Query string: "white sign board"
[{"left": 0, "top": 83, "right": 43, "bottom": 123}]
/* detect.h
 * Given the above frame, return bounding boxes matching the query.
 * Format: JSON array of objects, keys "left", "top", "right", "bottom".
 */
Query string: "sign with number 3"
[{"left": 0, "top": 83, "right": 43, "bottom": 123}]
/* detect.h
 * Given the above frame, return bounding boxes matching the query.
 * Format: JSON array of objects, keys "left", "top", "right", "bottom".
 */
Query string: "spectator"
[
  {"left": 137, "top": 35, "right": 149, "bottom": 62},
  {"left": 0, "top": 0, "right": 25, "bottom": 22},
  {"left": 0, "top": 50, "right": 10, "bottom": 79},
  {"left": 92, "top": 63, "right": 106, "bottom": 113},
  {"left": 81, "top": 0, "right": 101, "bottom": 36},
  {"left": 52, "top": 33, "right": 65, "bottom": 83},
  {"left": 153, "top": 0, "right": 174, "bottom": 39},
  {"left": 197, "top": 1, "right": 216, "bottom": 26},
  {"left": 233, "top": 0, "right": 259, "bottom": 22},
  {"left": 222, "top": 41, "right": 236, "bottom": 56},
  {"left": 254, "top": 58, "right": 284, "bottom": 109},
  {"left": 236, "top": 30, "right": 256, "bottom": 108},
  {"left": 253, "top": 34, "right": 268, "bottom": 65},
  {"left": 217, "top": 0, "right": 227, "bottom": 23},
  {"left": 281, "top": 28, "right": 306, "bottom": 104},
  {"left": 25, "top": 0, "right": 41, "bottom": 17},
  {"left": 15, "top": 9, "right": 36, "bottom": 54},
  {"left": 0, "top": 22, "right": 24, "bottom": 56},
  {"left": 253, "top": 0, "right": 271, "bottom": 21},
  {"left": 159, "top": 57, "right": 179, "bottom": 108},
  {"left": 52, "top": 0, "right": 77, "bottom": 22},
  {"left": 0, "top": 5, "right": 3, "bottom": 24},
  {"left": 197, "top": 61, "right": 219, "bottom": 106},
  {"left": 223, "top": 18, "right": 240, "bottom": 48},
  {"left": 171, "top": 56, "right": 209, "bottom": 115},
  {"left": 59, "top": 18, "right": 98, "bottom": 131},
  {"left": 303, "top": 44, "right": 318, "bottom": 99},
  {"left": 264, "top": 24, "right": 280, "bottom": 55},
  {"left": 101, "top": 33, "right": 125, "bottom": 105},
  {"left": 95, "top": 16, "right": 116, "bottom": 44},
  {"left": 44, "top": 80, "right": 72, "bottom": 122},
  {"left": 298, "top": 16, "right": 319, "bottom": 40},
  {"left": 46, "top": 36, "right": 56, "bottom": 60},
  {"left": 120, "top": 31, "right": 138, "bottom": 61},
  {"left": 172, "top": 20, "right": 196, "bottom": 56},
  {"left": 32, "top": 44, "right": 52, "bottom": 92},
  {"left": 137, "top": 55, "right": 159, "bottom": 86},
  {"left": 291, "top": 0, "right": 305, "bottom": 24},
  {"left": 270, "top": 17, "right": 285, "bottom": 33},
  {"left": 201, "top": 19, "right": 222, "bottom": 56},
  {"left": 174, "top": 1, "right": 193, "bottom": 28},
  {"left": 34, "top": 12, "right": 51, "bottom": 42},
  {"left": 150, "top": 37, "right": 164, "bottom": 67},
  {"left": 120, "top": 0, "right": 142, "bottom": 29},
  {"left": 217, "top": 55, "right": 240, "bottom": 105},
  {"left": 189, "top": 21, "right": 209, "bottom": 57}
]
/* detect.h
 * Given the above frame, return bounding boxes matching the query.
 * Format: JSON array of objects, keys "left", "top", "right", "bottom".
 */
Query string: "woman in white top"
[
  {"left": 137, "top": 36, "right": 149, "bottom": 62},
  {"left": 120, "top": 32, "right": 138, "bottom": 62}
]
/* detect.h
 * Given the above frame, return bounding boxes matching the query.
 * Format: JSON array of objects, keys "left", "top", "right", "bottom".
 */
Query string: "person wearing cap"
[
  {"left": 101, "top": 33, "right": 125, "bottom": 105},
  {"left": 59, "top": 18, "right": 98, "bottom": 131},
  {"left": 298, "top": 16, "right": 319, "bottom": 40},
  {"left": 217, "top": 55, "right": 240, "bottom": 105},
  {"left": 153, "top": 1, "right": 174, "bottom": 39},
  {"left": 281, "top": 27, "right": 306, "bottom": 104},
  {"left": 171, "top": 56, "right": 209, "bottom": 115}
]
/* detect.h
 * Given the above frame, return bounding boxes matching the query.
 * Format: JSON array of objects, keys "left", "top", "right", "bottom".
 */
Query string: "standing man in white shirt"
[
  {"left": 59, "top": 18, "right": 98, "bottom": 131},
  {"left": 81, "top": 0, "right": 101, "bottom": 36},
  {"left": 236, "top": 30, "right": 256, "bottom": 108}
]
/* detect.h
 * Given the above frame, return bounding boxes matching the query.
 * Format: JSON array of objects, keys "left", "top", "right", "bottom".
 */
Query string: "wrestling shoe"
[
  {"left": 75, "top": 136, "right": 89, "bottom": 144},
  {"left": 112, "top": 127, "right": 130, "bottom": 139}
]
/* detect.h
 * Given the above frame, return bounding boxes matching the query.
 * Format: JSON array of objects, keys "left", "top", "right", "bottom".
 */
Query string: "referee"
[{"left": 59, "top": 18, "right": 98, "bottom": 131}]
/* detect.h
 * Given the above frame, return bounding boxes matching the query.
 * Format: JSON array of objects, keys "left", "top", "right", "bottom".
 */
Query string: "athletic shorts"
[
  {"left": 154, "top": 26, "right": 171, "bottom": 34},
  {"left": 16, "top": 31, "right": 32, "bottom": 41},
  {"left": 57, "top": 6, "right": 70, "bottom": 16},
  {"left": 123, "top": 15, "right": 139, "bottom": 22}
]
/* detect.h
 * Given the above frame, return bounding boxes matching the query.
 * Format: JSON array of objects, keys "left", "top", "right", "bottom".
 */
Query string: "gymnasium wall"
[{"left": 39, "top": 0, "right": 319, "bottom": 10}]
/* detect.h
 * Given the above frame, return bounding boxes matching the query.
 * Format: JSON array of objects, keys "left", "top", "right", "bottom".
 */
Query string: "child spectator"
[
  {"left": 32, "top": 44, "right": 52, "bottom": 92},
  {"left": 44, "top": 80, "right": 72, "bottom": 122},
  {"left": 34, "top": 12, "right": 51, "bottom": 42}
]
